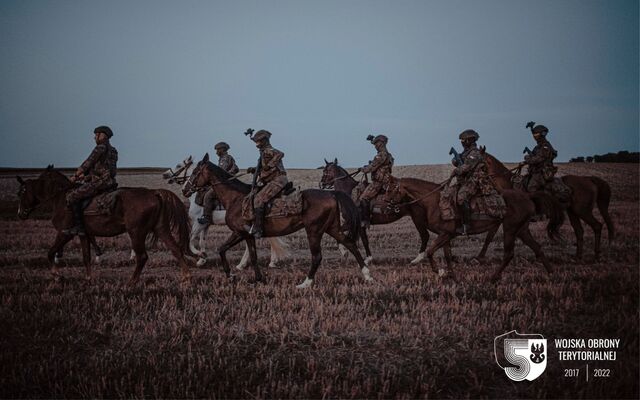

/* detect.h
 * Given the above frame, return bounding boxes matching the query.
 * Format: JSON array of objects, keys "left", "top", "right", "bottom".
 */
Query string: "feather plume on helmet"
[
  {"left": 367, "top": 134, "right": 388, "bottom": 145},
  {"left": 526, "top": 121, "right": 549, "bottom": 136}
]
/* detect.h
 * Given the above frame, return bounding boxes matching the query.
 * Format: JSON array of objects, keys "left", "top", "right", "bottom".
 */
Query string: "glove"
[{"left": 247, "top": 167, "right": 256, "bottom": 174}]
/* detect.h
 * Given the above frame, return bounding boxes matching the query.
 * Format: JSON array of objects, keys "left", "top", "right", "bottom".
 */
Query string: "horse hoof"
[
  {"left": 235, "top": 263, "right": 246, "bottom": 271},
  {"left": 438, "top": 268, "right": 447, "bottom": 277},
  {"left": 268, "top": 262, "right": 278, "bottom": 269},
  {"left": 296, "top": 277, "right": 314, "bottom": 289},
  {"left": 127, "top": 279, "right": 139, "bottom": 287},
  {"left": 196, "top": 258, "right": 207, "bottom": 267},
  {"left": 364, "top": 256, "right": 373, "bottom": 266}
]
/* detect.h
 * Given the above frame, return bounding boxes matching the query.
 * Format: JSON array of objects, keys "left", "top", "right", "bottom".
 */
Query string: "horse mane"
[
  {"left": 38, "top": 166, "right": 73, "bottom": 190},
  {"left": 483, "top": 152, "right": 510, "bottom": 174},
  {"left": 205, "top": 161, "right": 250, "bottom": 194}
]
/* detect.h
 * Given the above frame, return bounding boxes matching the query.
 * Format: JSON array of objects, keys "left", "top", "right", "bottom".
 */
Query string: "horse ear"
[
  {"left": 479, "top": 145, "right": 486, "bottom": 154},
  {"left": 324, "top": 158, "right": 329, "bottom": 165},
  {"left": 188, "top": 155, "right": 192, "bottom": 162},
  {"left": 203, "top": 153, "right": 209, "bottom": 163},
  {"left": 46, "top": 164, "right": 53, "bottom": 171},
  {"left": 334, "top": 157, "right": 338, "bottom": 165},
  {"left": 16, "top": 176, "right": 24, "bottom": 185}
]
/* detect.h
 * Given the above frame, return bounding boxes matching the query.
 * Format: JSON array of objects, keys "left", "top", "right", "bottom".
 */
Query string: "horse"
[
  {"left": 319, "top": 158, "right": 444, "bottom": 265},
  {"left": 163, "top": 155, "right": 290, "bottom": 268},
  {"left": 482, "top": 153, "right": 614, "bottom": 260},
  {"left": 16, "top": 165, "right": 194, "bottom": 285},
  {"left": 396, "top": 176, "right": 565, "bottom": 282},
  {"left": 185, "top": 154, "right": 372, "bottom": 288}
]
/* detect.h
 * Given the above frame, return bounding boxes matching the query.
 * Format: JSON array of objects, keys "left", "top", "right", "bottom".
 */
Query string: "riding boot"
[
  {"left": 197, "top": 193, "right": 215, "bottom": 225},
  {"left": 63, "top": 202, "right": 86, "bottom": 236},
  {"left": 360, "top": 200, "right": 371, "bottom": 228},
  {"left": 456, "top": 201, "right": 472, "bottom": 235},
  {"left": 251, "top": 206, "right": 265, "bottom": 238}
]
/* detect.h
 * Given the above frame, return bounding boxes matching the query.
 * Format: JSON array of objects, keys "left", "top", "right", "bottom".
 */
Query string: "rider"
[
  {"left": 449, "top": 129, "right": 496, "bottom": 235},
  {"left": 357, "top": 134, "right": 394, "bottom": 228},
  {"left": 197, "top": 141, "right": 239, "bottom": 225},
  {"left": 64, "top": 125, "right": 118, "bottom": 236},
  {"left": 246, "top": 130, "right": 288, "bottom": 238},
  {"left": 519, "top": 121, "right": 557, "bottom": 192}
]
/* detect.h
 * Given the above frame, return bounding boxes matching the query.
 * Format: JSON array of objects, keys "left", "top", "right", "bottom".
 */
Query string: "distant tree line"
[{"left": 569, "top": 150, "right": 639, "bottom": 163}]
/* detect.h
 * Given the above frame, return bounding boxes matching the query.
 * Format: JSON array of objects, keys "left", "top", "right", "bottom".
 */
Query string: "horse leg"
[
  {"left": 236, "top": 242, "right": 250, "bottom": 270},
  {"left": 244, "top": 235, "right": 263, "bottom": 283},
  {"left": 89, "top": 236, "right": 102, "bottom": 262},
  {"left": 218, "top": 232, "right": 245, "bottom": 279},
  {"left": 581, "top": 212, "right": 603, "bottom": 261},
  {"left": 476, "top": 225, "right": 499, "bottom": 263},
  {"left": 326, "top": 226, "right": 372, "bottom": 283},
  {"left": 409, "top": 214, "right": 430, "bottom": 265},
  {"left": 360, "top": 227, "right": 373, "bottom": 265},
  {"left": 567, "top": 209, "right": 584, "bottom": 260},
  {"left": 48, "top": 232, "right": 73, "bottom": 276},
  {"left": 297, "top": 229, "right": 323, "bottom": 289},
  {"left": 127, "top": 230, "right": 149, "bottom": 286},
  {"left": 426, "top": 233, "right": 454, "bottom": 277},
  {"left": 79, "top": 236, "right": 93, "bottom": 281},
  {"left": 156, "top": 227, "right": 191, "bottom": 284},
  {"left": 517, "top": 227, "right": 553, "bottom": 275},
  {"left": 268, "top": 237, "right": 288, "bottom": 268},
  {"left": 490, "top": 227, "right": 517, "bottom": 282}
]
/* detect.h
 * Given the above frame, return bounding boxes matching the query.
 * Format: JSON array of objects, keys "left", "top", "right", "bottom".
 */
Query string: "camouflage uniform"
[
  {"left": 66, "top": 142, "right": 118, "bottom": 205},
  {"left": 199, "top": 148, "right": 239, "bottom": 224},
  {"left": 523, "top": 138, "right": 557, "bottom": 192},
  {"left": 253, "top": 145, "right": 288, "bottom": 207},
  {"left": 452, "top": 145, "right": 496, "bottom": 204},
  {"left": 359, "top": 146, "right": 394, "bottom": 202}
]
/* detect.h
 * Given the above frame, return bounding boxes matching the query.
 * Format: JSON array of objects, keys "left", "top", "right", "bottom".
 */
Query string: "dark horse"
[
  {"left": 482, "top": 153, "right": 614, "bottom": 260},
  {"left": 319, "top": 158, "right": 449, "bottom": 265},
  {"left": 16, "top": 166, "right": 193, "bottom": 284},
  {"left": 185, "top": 154, "right": 372, "bottom": 288},
  {"left": 396, "top": 177, "right": 565, "bottom": 281}
]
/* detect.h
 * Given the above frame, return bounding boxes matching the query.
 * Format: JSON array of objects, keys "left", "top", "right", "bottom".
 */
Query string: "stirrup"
[
  {"left": 456, "top": 224, "right": 469, "bottom": 236},
  {"left": 63, "top": 226, "right": 86, "bottom": 236},
  {"left": 249, "top": 224, "right": 263, "bottom": 238},
  {"left": 197, "top": 215, "right": 212, "bottom": 225}
]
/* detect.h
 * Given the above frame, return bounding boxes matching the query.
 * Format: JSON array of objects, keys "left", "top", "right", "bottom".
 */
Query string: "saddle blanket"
[
  {"left": 242, "top": 189, "right": 304, "bottom": 221},
  {"left": 439, "top": 185, "right": 507, "bottom": 221},
  {"left": 81, "top": 189, "right": 120, "bottom": 216}
]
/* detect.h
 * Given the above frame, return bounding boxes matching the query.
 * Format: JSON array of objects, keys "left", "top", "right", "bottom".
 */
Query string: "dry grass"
[{"left": 0, "top": 164, "right": 638, "bottom": 398}]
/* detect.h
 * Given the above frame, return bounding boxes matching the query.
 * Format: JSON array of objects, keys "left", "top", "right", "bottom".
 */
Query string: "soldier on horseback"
[
  {"left": 449, "top": 129, "right": 498, "bottom": 235},
  {"left": 519, "top": 121, "right": 558, "bottom": 192},
  {"left": 356, "top": 134, "right": 394, "bottom": 228},
  {"left": 63, "top": 125, "right": 118, "bottom": 236},
  {"left": 197, "top": 141, "right": 239, "bottom": 225},
  {"left": 246, "top": 129, "right": 289, "bottom": 238}
]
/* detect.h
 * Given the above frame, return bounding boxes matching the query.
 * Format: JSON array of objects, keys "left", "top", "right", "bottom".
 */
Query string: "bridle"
[
  {"left": 165, "top": 160, "right": 194, "bottom": 185},
  {"left": 320, "top": 164, "right": 361, "bottom": 189}
]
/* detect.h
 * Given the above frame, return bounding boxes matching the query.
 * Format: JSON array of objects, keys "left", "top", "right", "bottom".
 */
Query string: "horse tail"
[
  {"left": 154, "top": 189, "right": 195, "bottom": 257},
  {"left": 333, "top": 191, "right": 360, "bottom": 242},
  {"left": 529, "top": 191, "right": 565, "bottom": 240},
  {"left": 590, "top": 176, "right": 615, "bottom": 243}
]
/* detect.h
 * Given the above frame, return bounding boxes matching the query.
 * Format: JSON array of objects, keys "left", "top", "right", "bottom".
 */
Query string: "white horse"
[{"left": 162, "top": 156, "right": 289, "bottom": 269}]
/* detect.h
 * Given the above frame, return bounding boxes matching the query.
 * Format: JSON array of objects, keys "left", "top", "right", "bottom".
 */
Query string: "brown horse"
[
  {"left": 482, "top": 153, "right": 614, "bottom": 260},
  {"left": 16, "top": 166, "right": 193, "bottom": 284},
  {"left": 319, "top": 158, "right": 451, "bottom": 265},
  {"left": 185, "top": 154, "right": 372, "bottom": 288},
  {"left": 396, "top": 177, "right": 565, "bottom": 281}
]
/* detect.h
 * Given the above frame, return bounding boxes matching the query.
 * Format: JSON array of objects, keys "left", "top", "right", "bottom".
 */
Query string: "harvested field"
[{"left": 0, "top": 164, "right": 638, "bottom": 398}]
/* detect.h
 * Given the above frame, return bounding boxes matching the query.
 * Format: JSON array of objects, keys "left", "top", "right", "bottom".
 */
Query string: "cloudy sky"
[{"left": 1, "top": 0, "right": 637, "bottom": 168}]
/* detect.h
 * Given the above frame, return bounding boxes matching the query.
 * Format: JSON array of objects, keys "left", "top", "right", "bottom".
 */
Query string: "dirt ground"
[{"left": 0, "top": 163, "right": 637, "bottom": 398}]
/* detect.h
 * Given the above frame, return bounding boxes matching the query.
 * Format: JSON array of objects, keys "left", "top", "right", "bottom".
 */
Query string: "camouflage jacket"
[
  {"left": 362, "top": 149, "right": 394, "bottom": 183},
  {"left": 79, "top": 142, "right": 118, "bottom": 184},
  {"left": 257, "top": 145, "right": 286, "bottom": 183},
  {"left": 453, "top": 146, "right": 485, "bottom": 180},
  {"left": 524, "top": 139, "right": 557, "bottom": 178},
  {"left": 219, "top": 153, "right": 239, "bottom": 175}
]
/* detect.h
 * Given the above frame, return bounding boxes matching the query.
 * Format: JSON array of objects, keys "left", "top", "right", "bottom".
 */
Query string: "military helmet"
[
  {"left": 94, "top": 125, "right": 113, "bottom": 138},
  {"left": 458, "top": 129, "right": 479, "bottom": 141},
  {"left": 367, "top": 134, "right": 388, "bottom": 145},
  {"left": 214, "top": 142, "right": 230, "bottom": 151},
  {"left": 526, "top": 121, "right": 549, "bottom": 136},
  {"left": 251, "top": 129, "right": 272, "bottom": 142}
]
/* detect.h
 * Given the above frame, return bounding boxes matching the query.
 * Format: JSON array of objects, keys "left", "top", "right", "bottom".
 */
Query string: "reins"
[{"left": 392, "top": 177, "right": 453, "bottom": 207}]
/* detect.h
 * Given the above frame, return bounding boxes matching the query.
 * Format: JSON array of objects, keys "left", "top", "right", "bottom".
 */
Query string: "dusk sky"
[{"left": 1, "top": 0, "right": 638, "bottom": 168}]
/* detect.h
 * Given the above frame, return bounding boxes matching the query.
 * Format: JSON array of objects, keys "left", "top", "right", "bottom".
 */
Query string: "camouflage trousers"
[
  {"left": 202, "top": 188, "right": 220, "bottom": 212},
  {"left": 65, "top": 180, "right": 114, "bottom": 206},
  {"left": 524, "top": 172, "right": 547, "bottom": 192},
  {"left": 254, "top": 175, "right": 288, "bottom": 208},
  {"left": 358, "top": 181, "right": 383, "bottom": 202}
]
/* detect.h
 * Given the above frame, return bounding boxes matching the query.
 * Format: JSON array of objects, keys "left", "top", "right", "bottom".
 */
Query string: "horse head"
[
  {"left": 182, "top": 154, "right": 211, "bottom": 198},
  {"left": 319, "top": 157, "right": 340, "bottom": 189}
]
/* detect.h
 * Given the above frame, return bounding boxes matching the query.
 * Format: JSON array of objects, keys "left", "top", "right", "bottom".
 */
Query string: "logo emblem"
[{"left": 495, "top": 330, "right": 547, "bottom": 381}]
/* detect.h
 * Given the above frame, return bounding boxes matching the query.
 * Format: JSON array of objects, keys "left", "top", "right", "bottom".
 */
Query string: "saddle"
[
  {"left": 439, "top": 185, "right": 506, "bottom": 221},
  {"left": 80, "top": 186, "right": 120, "bottom": 216},
  {"left": 241, "top": 182, "right": 303, "bottom": 221},
  {"left": 353, "top": 177, "right": 402, "bottom": 215}
]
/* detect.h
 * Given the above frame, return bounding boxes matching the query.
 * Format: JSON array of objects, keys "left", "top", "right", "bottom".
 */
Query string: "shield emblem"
[{"left": 495, "top": 330, "right": 547, "bottom": 381}]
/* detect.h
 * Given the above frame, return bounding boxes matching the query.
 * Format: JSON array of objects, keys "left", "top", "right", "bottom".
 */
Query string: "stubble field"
[{"left": 0, "top": 163, "right": 638, "bottom": 398}]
